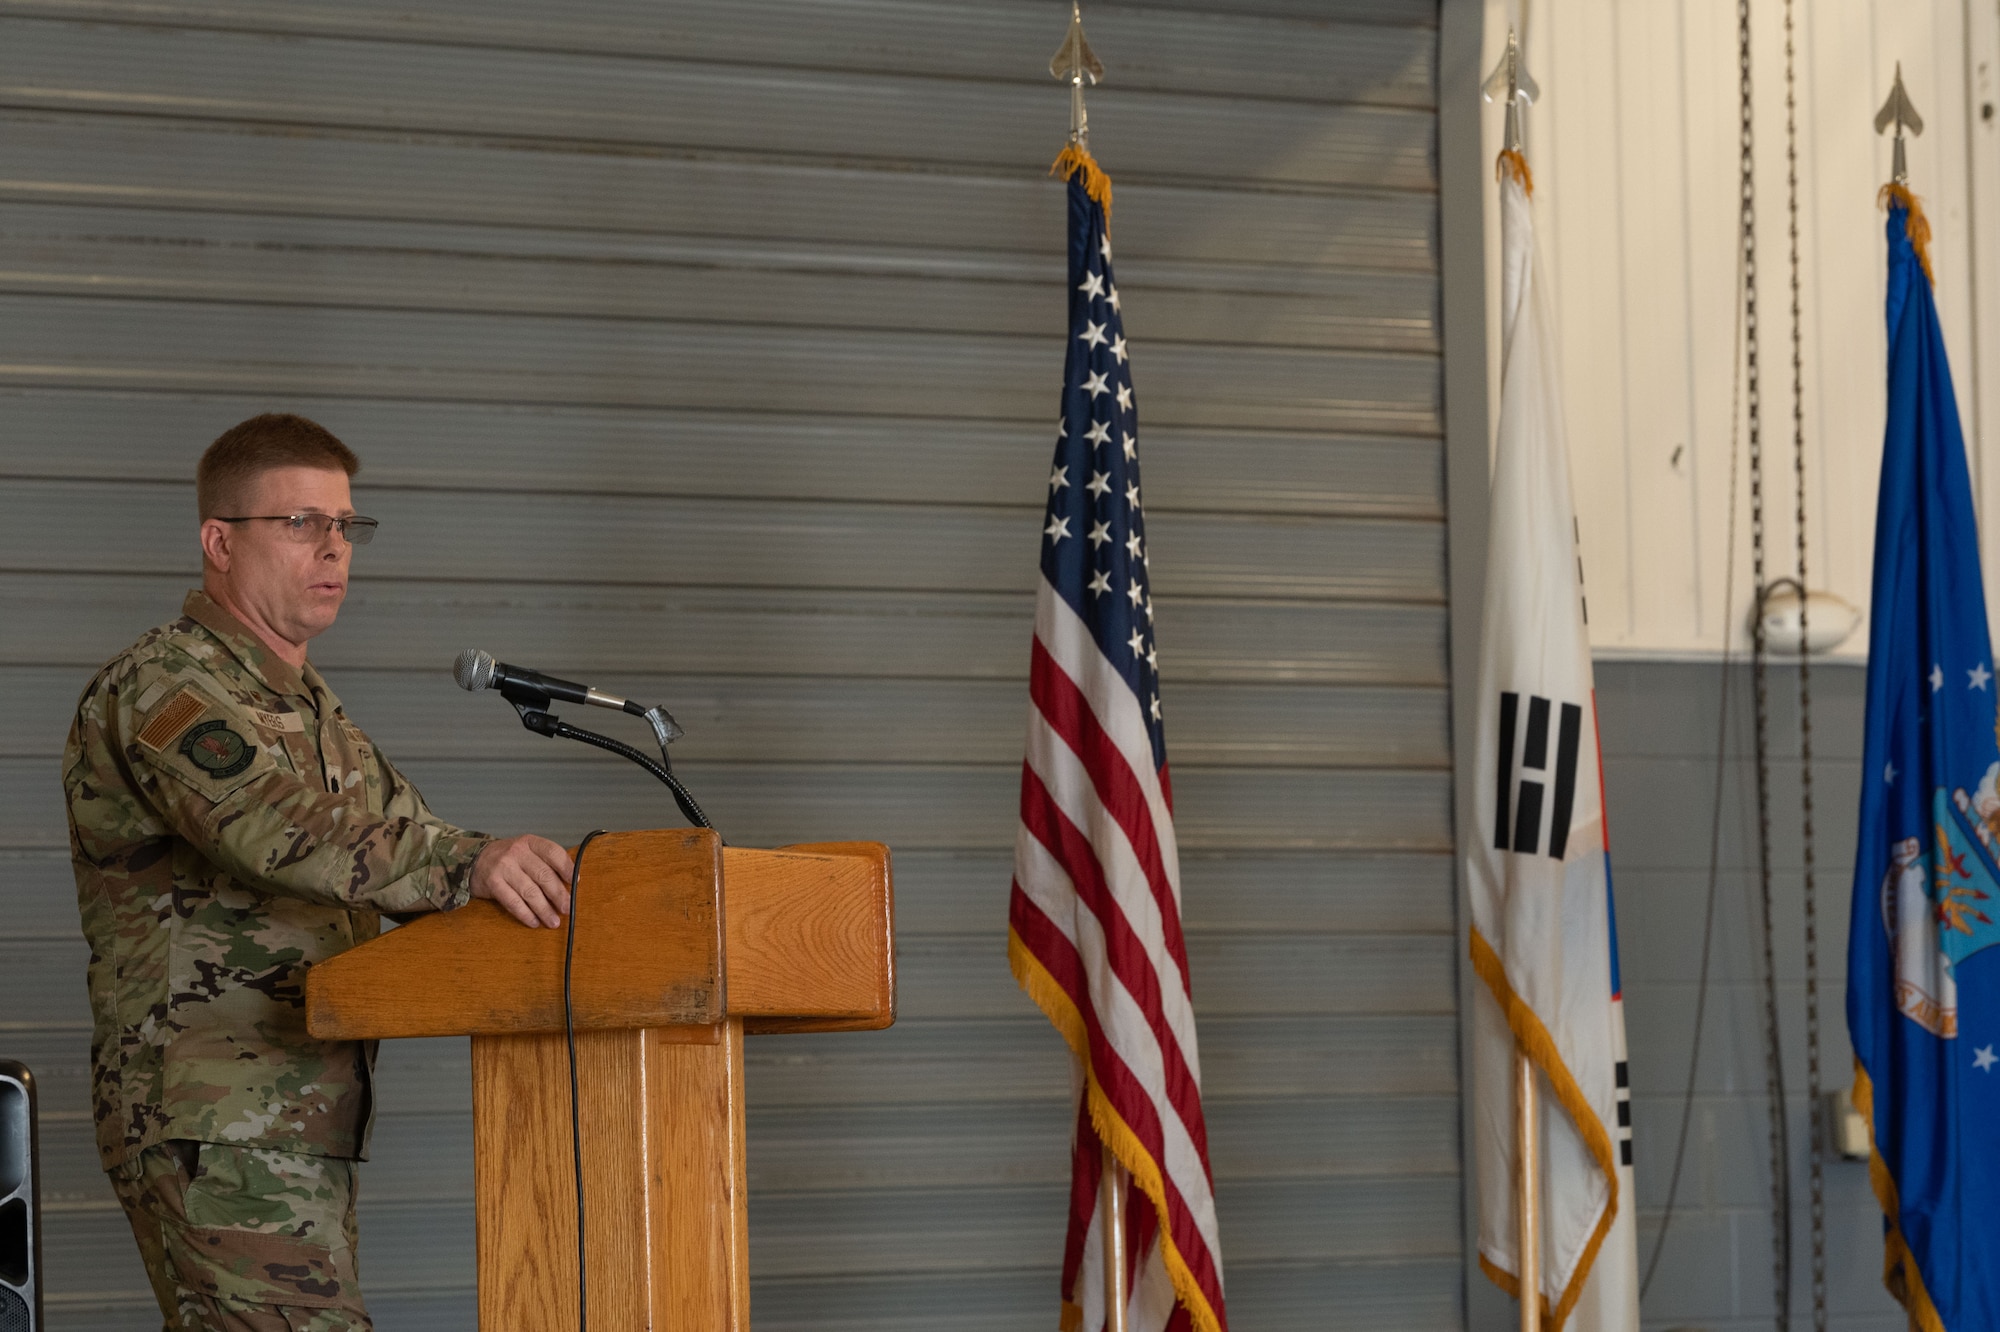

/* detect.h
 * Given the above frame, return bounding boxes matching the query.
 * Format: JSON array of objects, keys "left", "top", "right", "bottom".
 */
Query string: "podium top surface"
[{"left": 305, "top": 830, "right": 893, "bottom": 1040}]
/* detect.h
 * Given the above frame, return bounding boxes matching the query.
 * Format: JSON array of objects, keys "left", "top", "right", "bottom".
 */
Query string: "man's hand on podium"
[{"left": 469, "top": 835, "right": 575, "bottom": 928}]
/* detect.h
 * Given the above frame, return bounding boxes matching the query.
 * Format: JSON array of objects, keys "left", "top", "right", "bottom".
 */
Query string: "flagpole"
[
  {"left": 1483, "top": 33, "right": 1546, "bottom": 1331},
  {"left": 1517, "top": 1047, "right": 1542, "bottom": 1332},
  {"left": 1102, "top": 1147, "right": 1130, "bottom": 1332},
  {"left": 1052, "top": 12, "right": 1126, "bottom": 1326}
]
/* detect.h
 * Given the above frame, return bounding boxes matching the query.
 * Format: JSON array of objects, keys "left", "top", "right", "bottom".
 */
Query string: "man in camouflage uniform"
[{"left": 64, "top": 414, "right": 577, "bottom": 1331}]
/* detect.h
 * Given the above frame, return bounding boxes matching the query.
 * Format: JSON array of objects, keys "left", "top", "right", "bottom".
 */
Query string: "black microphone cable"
[
  {"left": 564, "top": 828, "right": 610, "bottom": 1332},
  {"left": 547, "top": 719, "right": 713, "bottom": 832}
]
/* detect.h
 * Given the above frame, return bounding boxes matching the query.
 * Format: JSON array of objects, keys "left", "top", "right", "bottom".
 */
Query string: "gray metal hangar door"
[{"left": 0, "top": 0, "right": 1456, "bottom": 1327}]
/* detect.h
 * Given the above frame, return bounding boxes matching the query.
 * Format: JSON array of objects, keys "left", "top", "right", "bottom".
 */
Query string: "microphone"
[
  {"left": 454, "top": 649, "right": 698, "bottom": 822},
  {"left": 454, "top": 649, "right": 645, "bottom": 717}
]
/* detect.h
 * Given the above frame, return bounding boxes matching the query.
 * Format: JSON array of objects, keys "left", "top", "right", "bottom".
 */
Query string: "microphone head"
[{"left": 454, "top": 649, "right": 496, "bottom": 692}]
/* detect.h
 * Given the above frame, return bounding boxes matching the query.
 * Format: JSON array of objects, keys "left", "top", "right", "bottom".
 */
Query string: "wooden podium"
[{"left": 305, "top": 829, "right": 894, "bottom": 1332}]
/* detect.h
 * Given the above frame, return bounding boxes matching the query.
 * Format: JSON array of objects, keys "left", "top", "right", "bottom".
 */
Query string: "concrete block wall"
[{"left": 1597, "top": 660, "right": 1904, "bottom": 1332}]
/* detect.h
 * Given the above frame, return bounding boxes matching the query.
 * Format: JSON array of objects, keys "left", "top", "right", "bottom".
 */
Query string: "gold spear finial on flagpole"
[
  {"left": 1875, "top": 64, "right": 1934, "bottom": 281},
  {"left": 1874, "top": 63, "right": 1925, "bottom": 186},
  {"left": 1482, "top": 28, "right": 1540, "bottom": 157},
  {"left": 1050, "top": 1, "right": 1104, "bottom": 151}
]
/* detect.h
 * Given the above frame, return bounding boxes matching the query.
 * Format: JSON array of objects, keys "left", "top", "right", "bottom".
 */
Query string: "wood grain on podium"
[
  {"left": 649, "top": 1020, "right": 751, "bottom": 1330},
  {"left": 473, "top": 1028, "right": 650, "bottom": 1332},
  {"left": 729, "top": 841, "right": 894, "bottom": 1032},
  {"left": 472, "top": 1022, "right": 751, "bottom": 1332},
  {"left": 307, "top": 829, "right": 724, "bottom": 1039},
  {"left": 308, "top": 832, "right": 893, "bottom": 1038}
]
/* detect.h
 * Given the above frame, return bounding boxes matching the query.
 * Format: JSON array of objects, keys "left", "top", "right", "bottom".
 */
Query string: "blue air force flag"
[
  {"left": 1847, "top": 191, "right": 2000, "bottom": 1332},
  {"left": 1466, "top": 155, "right": 1638, "bottom": 1332}
]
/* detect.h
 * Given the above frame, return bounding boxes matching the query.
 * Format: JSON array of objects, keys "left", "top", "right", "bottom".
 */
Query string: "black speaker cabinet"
[{"left": 0, "top": 1060, "right": 39, "bottom": 1332}]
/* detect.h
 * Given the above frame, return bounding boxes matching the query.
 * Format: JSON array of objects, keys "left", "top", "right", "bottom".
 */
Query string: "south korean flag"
[{"left": 1465, "top": 157, "right": 1638, "bottom": 1332}]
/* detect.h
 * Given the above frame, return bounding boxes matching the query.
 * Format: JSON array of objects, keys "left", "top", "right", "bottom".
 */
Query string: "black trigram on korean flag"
[
  {"left": 1614, "top": 1058, "right": 1633, "bottom": 1166},
  {"left": 1494, "top": 691, "right": 1584, "bottom": 858}
]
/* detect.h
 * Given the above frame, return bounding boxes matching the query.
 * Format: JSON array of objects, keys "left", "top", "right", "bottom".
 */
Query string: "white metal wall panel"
[
  {"left": 0, "top": 1, "right": 1454, "bottom": 1327},
  {"left": 1488, "top": 0, "right": 2000, "bottom": 657}
]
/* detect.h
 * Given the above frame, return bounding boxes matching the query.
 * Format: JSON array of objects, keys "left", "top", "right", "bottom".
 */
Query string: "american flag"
[{"left": 1008, "top": 148, "right": 1227, "bottom": 1332}]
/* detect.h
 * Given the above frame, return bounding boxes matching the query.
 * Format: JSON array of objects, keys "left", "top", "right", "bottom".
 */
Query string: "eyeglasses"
[{"left": 216, "top": 513, "right": 380, "bottom": 545}]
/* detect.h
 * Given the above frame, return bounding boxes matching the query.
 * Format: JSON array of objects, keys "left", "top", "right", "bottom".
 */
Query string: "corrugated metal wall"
[{"left": 0, "top": 1, "right": 1455, "bottom": 1327}]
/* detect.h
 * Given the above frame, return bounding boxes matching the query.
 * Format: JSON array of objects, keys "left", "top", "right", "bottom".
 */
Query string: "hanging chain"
[
  {"left": 1639, "top": 206, "right": 1750, "bottom": 1301},
  {"left": 1738, "top": 2, "right": 1794, "bottom": 1328},
  {"left": 1781, "top": 0, "right": 1829, "bottom": 1326}
]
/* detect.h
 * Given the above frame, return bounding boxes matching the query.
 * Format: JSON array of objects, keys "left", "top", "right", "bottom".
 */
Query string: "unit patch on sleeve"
[{"left": 177, "top": 719, "right": 255, "bottom": 779}]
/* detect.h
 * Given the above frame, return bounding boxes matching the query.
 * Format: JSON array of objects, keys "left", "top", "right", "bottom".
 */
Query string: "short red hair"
[{"left": 197, "top": 414, "right": 359, "bottom": 519}]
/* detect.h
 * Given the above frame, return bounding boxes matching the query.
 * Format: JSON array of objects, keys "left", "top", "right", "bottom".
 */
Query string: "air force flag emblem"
[{"left": 1882, "top": 773, "right": 2000, "bottom": 1039}]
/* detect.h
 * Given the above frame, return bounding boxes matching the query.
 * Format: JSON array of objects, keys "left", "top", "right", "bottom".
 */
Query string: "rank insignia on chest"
[{"left": 178, "top": 718, "right": 254, "bottom": 778}]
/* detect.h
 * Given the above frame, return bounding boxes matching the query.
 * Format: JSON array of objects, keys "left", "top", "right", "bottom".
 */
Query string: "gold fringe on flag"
[
  {"left": 1851, "top": 1061, "right": 1948, "bottom": 1332},
  {"left": 1009, "top": 929, "right": 1225, "bottom": 1332},
  {"left": 1468, "top": 928, "right": 1618, "bottom": 1332},
  {"left": 1496, "top": 147, "right": 1534, "bottom": 196},
  {"left": 1879, "top": 181, "right": 1935, "bottom": 285},
  {"left": 1051, "top": 142, "right": 1113, "bottom": 217}
]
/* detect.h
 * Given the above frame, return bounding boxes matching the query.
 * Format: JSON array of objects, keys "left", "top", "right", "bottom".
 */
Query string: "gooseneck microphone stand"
[{"left": 502, "top": 683, "right": 714, "bottom": 832}]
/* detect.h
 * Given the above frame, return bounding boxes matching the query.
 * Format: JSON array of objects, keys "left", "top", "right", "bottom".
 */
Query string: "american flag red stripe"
[
  {"left": 1028, "top": 639, "right": 1191, "bottom": 983},
  {"left": 1013, "top": 724, "right": 1225, "bottom": 1319},
  {"left": 1009, "top": 146, "right": 1227, "bottom": 1332},
  {"left": 1015, "top": 775, "right": 1204, "bottom": 1157}
]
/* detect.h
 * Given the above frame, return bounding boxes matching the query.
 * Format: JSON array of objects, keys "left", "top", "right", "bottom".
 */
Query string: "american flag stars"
[{"left": 1037, "top": 181, "right": 1164, "bottom": 760}]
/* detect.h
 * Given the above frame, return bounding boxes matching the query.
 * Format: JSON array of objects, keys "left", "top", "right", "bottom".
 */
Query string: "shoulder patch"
[
  {"left": 177, "top": 718, "right": 255, "bottom": 778},
  {"left": 136, "top": 686, "right": 209, "bottom": 752}
]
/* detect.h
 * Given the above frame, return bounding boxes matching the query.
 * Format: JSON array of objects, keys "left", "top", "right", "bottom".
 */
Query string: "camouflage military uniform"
[
  {"left": 64, "top": 590, "right": 493, "bottom": 1329},
  {"left": 108, "top": 1141, "right": 364, "bottom": 1331}
]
